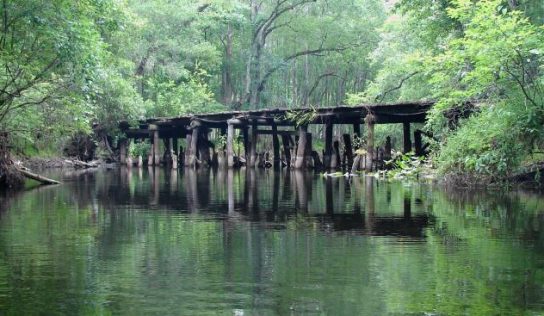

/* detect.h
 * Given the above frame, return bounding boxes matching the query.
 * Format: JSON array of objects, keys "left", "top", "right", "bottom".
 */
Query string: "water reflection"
[
  {"left": 0, "top": 168, "right": 544, "bottom": 315},
  {"left": 110, "top": 168, "right": 433, "bottom": 238}
]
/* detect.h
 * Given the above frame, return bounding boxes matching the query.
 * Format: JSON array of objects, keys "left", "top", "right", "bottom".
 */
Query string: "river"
[{"left": 0, "top": 168, "right": 543, "bottom": 315}]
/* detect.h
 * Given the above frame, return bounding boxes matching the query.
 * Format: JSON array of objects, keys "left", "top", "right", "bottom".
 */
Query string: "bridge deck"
[{"left": 118, "top": 101, "right": 434, "bottom": 170}]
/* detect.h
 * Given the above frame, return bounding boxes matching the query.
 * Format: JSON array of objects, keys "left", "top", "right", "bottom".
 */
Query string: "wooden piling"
[
  {"left": 248, "top": 124, "right": 258, "bottom": 168},
  {"left": 226, "top": 122, "right": 235, "bottom": 168},
  {"left": 294, "top": 125, "right": 308, "bottom": 169},
  {"left": 403, "top": 122, "right": 412, "bottom": 153},
  {"left": 414, "top": 130, "right": 423, "bottom": 156},
  {"left": 119, "top": 139, "right": 128, "bottom": 165},
  {"left": 333, "top": 140, "right": 341, "bottom": 170},
  {"left": 281, "top": 134, "right": 292, "bottom": 168},
  {"left": 271, "top": 123, "right": 280, "bottom": 169},
  {"left": 149, "top": 124, "right": 159, "bottom": 166},
  {"left": 343, "top": 134, "right": 353, "bottom": 169},
  {"left": 184, "top": 132, "right": 193, "bottom": 167},
  {"left": 305, "top": 132, "right": 313, "bottom": 168},
  {"left": 198, "top": 129, "right": 211, "bottom": 167},
  {"left": 324, "top": 122, "right": 333, "bottom": 169},
  {"left": 173, "top": 137, "right": 179, "bottom": 156},
  {"left": 365, "top": 114, "right": 375, "bottom": 171},
  {"left": 187, "top": 127, "right": 199, "bottom": 168},
  {"left": 353, "top": 123, "right": 361, "bottom": 138}
]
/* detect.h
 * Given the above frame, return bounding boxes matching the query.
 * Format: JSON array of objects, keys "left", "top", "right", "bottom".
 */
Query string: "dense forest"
[{"left": 1, "top": 0, "right": 544, "bottom": 182}]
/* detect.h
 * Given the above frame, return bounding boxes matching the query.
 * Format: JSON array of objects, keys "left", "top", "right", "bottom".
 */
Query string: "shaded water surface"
[{"left": 1, "top": 168, "right": 544, "bottom": 315}]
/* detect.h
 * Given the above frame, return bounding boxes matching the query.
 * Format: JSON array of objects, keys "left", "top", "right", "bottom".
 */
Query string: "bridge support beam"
[
  {"left": 343, "top": 134, "right": 353, "bottom": 169},
  {"left": 365, "top": 114, "right": 375, "bottom": 171},
  {"left": 226, "top": 122, "right": 235, "bottom": 168},
  {"left": 186, "top": 127, "right": 199, "bottom": 168},
  {"left": 248, "top": 124, "right": 258, "bottom": 168},
  {"left": 282, "top": 134, "right": 293, "bottom": 168},
  {"left": 271, "top": 122, "right": 280, "bottom": 169},
  {"left": 403, "top": 122, "right": 412, "bottom": 154},
  {"left": 148, "top": 124, "right": 160, "bottom": 166},
  {"left": 294, "top": 125, "right": 308, "bottom": 169},
  {"left": 414, "top": 130, "right": 423, "bottom": 156},
  {"left": 324, "top": 122, "right": 333, "bottom": 169},
  {"left": 119, "top": 138, "right": 129, "bottom": 165},
  {"left": 353, "top": 123, "right": 361, "bottom": 138}
]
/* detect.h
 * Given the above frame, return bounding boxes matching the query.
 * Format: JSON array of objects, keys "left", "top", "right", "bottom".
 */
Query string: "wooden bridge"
[{"left": 119, "top": 101, "right": 434, "bottom": 171}]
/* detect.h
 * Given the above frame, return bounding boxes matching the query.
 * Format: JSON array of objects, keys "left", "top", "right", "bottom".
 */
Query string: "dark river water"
[{"left": 1, "top": 167, "right": 544, "bottom": 315}]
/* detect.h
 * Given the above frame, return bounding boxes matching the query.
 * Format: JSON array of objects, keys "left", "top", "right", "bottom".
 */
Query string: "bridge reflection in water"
[{"left": 116, "top": 167, "right": 434, "bottom": 239}]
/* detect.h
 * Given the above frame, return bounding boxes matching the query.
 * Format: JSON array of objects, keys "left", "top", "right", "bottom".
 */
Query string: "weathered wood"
[
  {"left": 343, "top": 134, "right": 353, "bottom": 169},
  {"left": 184, "top": 133, "right": 193, "bottom": 167},
  {"left": 241, "top": 126, "right": 249, "bottom": 161},
  {"left": 173, "top": 137, "right": 179, "bottom": 156},
  {"left": 152, "top": 126, "right": 160, "bottom": 166},
  {"left": 186, "top": 128, "right": 199, "bottom": 168},
  {"left": 353, "top": 123, "right": 361, "bottom": 138},
  {"left": 64, "top": 159, "right": 98, "bottom": 169},
  {"left": 305, "top": 133, "right": 313, "bottom": 168},
  {"left": 384, "top": 136, "right": 392, "bottom": 162},
  {"left": 226, "top": 123, "right": 235, "bottom": 168},
  {"left": 248, "top": 124, "right": 258, "bottom": 168},
  {"left": 324, "top": 122, "right": 333, "bottom": 169},
  {"left": 119, "top": 139, "right": 128, "bottom": 165},
  {"left": 414, "top": 129, "right": 423, "bottom": 156},
  {"left": 17, "top": 167, "right": 60, "bottom": 185},
  {"left": 311, "top": 150, "right": 323, "bottom": 170},
  {"left": 281, "top": 134, "right": 293, "bottom": 168},
  {"left": 198, "top": 129, "right": 211, "bottom": 167},
  {"left": 294, "top": 125, "right": 308, "bottom": 169},
  {"left": 351, "top": 154, "right": 361, "bottom": 174},
  {"left": 333, "top": 140, "right": 341, "bottom": 170},
  {"left": 271, "top": 123, "right": 280, "bottom": 169},
  {"left": 255, "top": 129, "right": 296, "bottom": 135},
  {"left": 172, "top": 154, "right": 178, "bottom": 169},
  {"left": 403, "top": 122, "right": 412, "bottom": 153},
  {"left": 365, "top": 114, "right": 375, "bottom": 171}
]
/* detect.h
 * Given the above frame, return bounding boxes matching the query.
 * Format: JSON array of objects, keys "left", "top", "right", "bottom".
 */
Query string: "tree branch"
[{"left": 375, "top": 71, "right": 420, "bottom": 103}]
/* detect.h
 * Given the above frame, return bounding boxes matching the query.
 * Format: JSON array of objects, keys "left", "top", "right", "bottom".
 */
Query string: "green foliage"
[
  {"left": 436, "top": 103, "right": 536, "bottom": 178},
  {"left": 384, "top": 152, "right": 431, "bottom": 181},
  {"left": 284, "top": 106, "right": 318, "bottom": 127},
  {"left": 129, "top": 141, "right": 150, "bottom": 158}
]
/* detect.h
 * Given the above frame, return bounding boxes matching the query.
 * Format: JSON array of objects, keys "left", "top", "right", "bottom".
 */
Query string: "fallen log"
[
  {"left": 17, "top": 167, "right": 60, "bottom": 185},
  {"left": 64, "top": 159, "right": 98, "bottom": 169}
]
